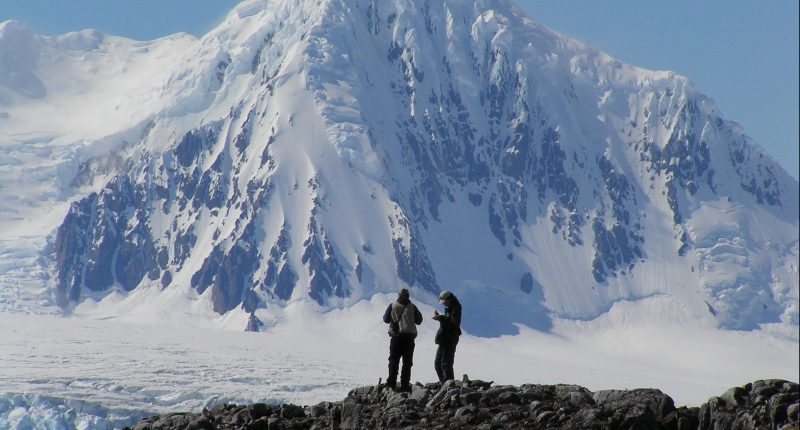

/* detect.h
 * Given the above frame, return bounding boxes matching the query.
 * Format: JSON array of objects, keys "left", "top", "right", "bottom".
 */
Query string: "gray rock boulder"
[{"left": 124, "top": 379, "right": 798, "bottom": 430}]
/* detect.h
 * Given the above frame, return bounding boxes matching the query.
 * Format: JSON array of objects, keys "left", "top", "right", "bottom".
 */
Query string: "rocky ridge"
[{"left": 126, "top": 378, "right": 798, "bottom": 430}]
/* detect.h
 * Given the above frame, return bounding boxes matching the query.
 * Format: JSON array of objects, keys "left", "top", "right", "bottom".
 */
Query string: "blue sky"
[{"left": 1, "top": 0, "right": 797, "bottom": 180}]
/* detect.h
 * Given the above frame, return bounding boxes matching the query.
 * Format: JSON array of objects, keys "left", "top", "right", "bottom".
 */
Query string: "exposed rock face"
[
  {"left": 55, "top": 176, "right": 161, "bottom": 307},
  {"left": 124, "top": 379, "right": 798, "bottom": 430},
  {"left": 48, "top": 0, "right": 799, "bottom": 336}
]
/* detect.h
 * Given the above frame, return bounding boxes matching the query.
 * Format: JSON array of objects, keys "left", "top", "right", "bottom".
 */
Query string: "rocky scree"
[{"left": 125, "top": 378, "right": 798, "bottom": 430}]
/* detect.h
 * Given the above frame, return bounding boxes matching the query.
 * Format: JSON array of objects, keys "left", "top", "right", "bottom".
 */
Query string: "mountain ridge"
[{"left": 0, "top": 0, "right": 796, "bottom": 336}]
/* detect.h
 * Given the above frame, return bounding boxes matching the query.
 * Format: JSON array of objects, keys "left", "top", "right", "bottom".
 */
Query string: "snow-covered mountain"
[{"left": 1, "top": 0, "right": 797, "bottom": 337}]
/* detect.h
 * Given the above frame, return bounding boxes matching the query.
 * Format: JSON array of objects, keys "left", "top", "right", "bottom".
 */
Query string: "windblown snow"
[{"left": 0, "top": 0, "right": 797, "bottom": 428}]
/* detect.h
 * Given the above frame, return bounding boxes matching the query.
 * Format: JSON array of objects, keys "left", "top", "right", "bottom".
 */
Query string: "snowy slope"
[
  {"left": 2, "top": 299, "right": 798, "bottom": 428},
  {"left": 0, "top": 20, "right": 199, "bottom": 314},
  {"left": 1, "top": 0, "right": 798, "bottom": 335}
]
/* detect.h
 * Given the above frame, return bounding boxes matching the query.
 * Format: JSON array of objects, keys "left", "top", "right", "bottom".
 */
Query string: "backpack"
[{"left": 390, "top": 303, "right": 408, "bottom": 334}]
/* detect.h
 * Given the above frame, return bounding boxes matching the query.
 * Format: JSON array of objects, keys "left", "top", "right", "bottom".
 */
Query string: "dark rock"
[
  {"left": 390, "top": 213, "right": 440, "bottom": 295},
  {"left": 309, "top": 404, "right": 327, "bottom": 418},
  {"left": 242, "top": 290, "right": 262, "bottom": 314},
  {"left": 720, "top": 386, "right": 747, "bottom": 407},
  {"left": 160, "top": 271, "right": 172, "bottom": 289},
  {"left": 303, "top": 216, "right": 349, "bottom": 305},
  {"left": 519, "top": 272, "right": 533, "bottom": 294},
  {"left": 454, "top": 405, "right": 477, "bottom": 419},
  {"left": 244, "top": 313, "right": 264, "bottom": 332},
  {"left": 496, "top": 392, "right": 520, "bottom": 405},
  {"left": 479, "top": 386, "right": 517, "bottom": 407},
  {"left": 487, "top": 193, "right": 506, "bottom": 246},
  {"left": 263, "top": 223, "right": 296, "bottom": 301},
  {"left": 280, "top": 404, "right": 305, "bottom": 419},
  {"left": 462, "top": 391, "right": 482, "bottom": 406},
  {"left": 245, "top": 417, "right": 268, "bottom": 430},
  {"left": 697, "top": 379, "right": 799, "bottom": 430},
  {"left": 129, "top": 379, "right": 798, "bottom": 430},
  {"left": 536, "top": 410, "right": 556, "bottom": 424},
  {"left": 467, "top": 379, "right": 493, "bottom": 391},
  {"left": 591, "top": 219, "right": 642, "bottom": 283},
  {"left": 468, "top": 193, "right": 482, "bottom": 206},
  {"left": 132, "top": 422, "right": 152, "bottom": 430},
  {"left": 208, "top": 403, "right": 227, "bottom": 416},
  {"left": 247, "top": 403, "right": 272, "bottom": 420},
  {"left": 54, "top": 195, "right": 97, "bottom": 306},
  {"left": 186, "top": 416, "right": 214, "bottom": 430}
]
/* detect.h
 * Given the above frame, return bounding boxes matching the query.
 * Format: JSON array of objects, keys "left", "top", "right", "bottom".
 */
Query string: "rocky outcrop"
[
  {"left": 124, "top": 378, "right": 798, "bottom": 430},
  {"left": 699, "top": 379, "right": 799, "bottom": 430}
]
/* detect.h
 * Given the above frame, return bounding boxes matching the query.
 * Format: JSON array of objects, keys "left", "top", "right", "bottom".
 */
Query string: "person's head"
[
  {"left": 439, "top": 290, "right": 454, "bottom": 306},
  {"left": 398, "top": 288, "right": 410, "bottom": 299}
]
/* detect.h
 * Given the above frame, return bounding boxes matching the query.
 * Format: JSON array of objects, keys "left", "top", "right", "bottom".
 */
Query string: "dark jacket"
[
  {"left": 383, "top": 296, "right": 423, "bottom": 338},
  {"left": 435, "top": 296, "right": 462, "bottom": 344}
]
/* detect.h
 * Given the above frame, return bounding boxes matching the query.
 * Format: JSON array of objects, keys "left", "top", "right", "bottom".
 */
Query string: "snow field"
[{"left": 2, "top": 293, "right": 797, "bottom": 429}]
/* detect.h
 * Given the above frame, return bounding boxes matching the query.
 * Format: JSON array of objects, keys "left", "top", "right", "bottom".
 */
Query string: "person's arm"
[
  {"left": 450, "top": 304, "right": 461, "bottom": 327},
  {"left": 440, "top": 305, "right": 461, "bottom": 328},
  {"left": 414, "top": 306, "right": 423, "bottom": 325},
  {"left": 383, "top": 304, "right": 393, "bottom": 324}
]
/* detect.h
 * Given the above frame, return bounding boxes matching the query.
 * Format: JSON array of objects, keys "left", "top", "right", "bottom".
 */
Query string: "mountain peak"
[
  {"left": 0, "top": 20, "right": 45, "bottom": 98},
  {"left": 2, "top": 0, "right": 796, "bottom": 336}
]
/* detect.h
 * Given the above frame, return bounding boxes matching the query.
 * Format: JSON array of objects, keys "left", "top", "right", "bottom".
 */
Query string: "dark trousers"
[
  {"left": 387, "top": 335, "right": 415, "bottom": 389},
  {"left": 434, "top": 339, "right": 458, "bottom": 382}
]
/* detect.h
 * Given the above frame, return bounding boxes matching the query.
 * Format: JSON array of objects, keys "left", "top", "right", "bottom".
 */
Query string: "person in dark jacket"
[
  {"left": 382, "top": 288, "right": 423, "bottom": 392},
  {"left": 432, "top": 290, "right": 461, "bottom": 383}
]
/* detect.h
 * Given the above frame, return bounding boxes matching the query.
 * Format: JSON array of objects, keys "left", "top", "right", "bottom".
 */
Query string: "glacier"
[{"left": 1, "top": 299, "right": 798, "bottom": 428}]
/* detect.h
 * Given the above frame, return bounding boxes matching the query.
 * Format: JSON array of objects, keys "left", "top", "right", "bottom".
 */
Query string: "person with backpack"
[
  {"left": 382, "top": 288, "right": 423, "bottom": 392},
  {"left": 432, "top": 290, "right": 461, "bottom": 383}
]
